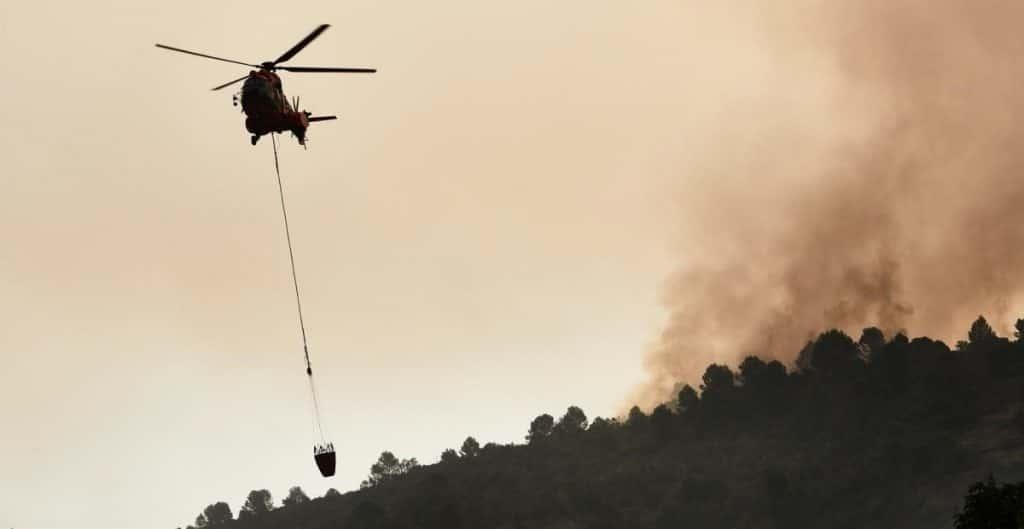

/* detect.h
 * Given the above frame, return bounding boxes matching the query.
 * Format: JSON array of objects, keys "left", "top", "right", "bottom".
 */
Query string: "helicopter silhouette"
[{"left": 156, "top": 24, "right": 375, "bottom": 147}]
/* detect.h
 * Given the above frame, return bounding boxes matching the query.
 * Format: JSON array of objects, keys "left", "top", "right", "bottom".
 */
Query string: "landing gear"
[{"left": 251, "top": 135, "right": 260, "bottom": 146}]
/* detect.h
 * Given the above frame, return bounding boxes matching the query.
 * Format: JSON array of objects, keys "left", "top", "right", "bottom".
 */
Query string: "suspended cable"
[{"left": 271, "top": 133, "right": 327, "bottom": 444}]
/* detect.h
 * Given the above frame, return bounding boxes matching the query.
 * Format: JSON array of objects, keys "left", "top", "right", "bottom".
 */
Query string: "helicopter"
[{"left": 156, "top": 24, "right": 375, "bottom": 147}]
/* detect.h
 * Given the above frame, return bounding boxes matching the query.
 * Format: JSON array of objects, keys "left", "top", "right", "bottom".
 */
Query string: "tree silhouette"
[
  {"left": 738, "top": 356, "right": 786, "bottom": 402},
  {"left": 194, "top": 513, "right": 207, "bottom": 528},
  {"left": 361, "top": 451, "right": 419, "bottom": 488},
  {"left": 701, "top": 364, "right": 735, "bottom": 394},
  {"left": 626, "top": 405, "right": 647, "bottom": 427},
  {"left": 858, "top": 327, "right": 886, "bottom": 359},
  {"left": 794, "top": 340, "right": 815, "bottom": 372},
  {"left": 738, "top": 356, "right": 768, "bottom": 386},
  {"left": 324, "top": 487, "right": 341, "bottom": 498},
  {"left": 954, "top": 476, "right": 1024, "bottom": 529},
  {"left": 677, "top": 384, "right": 699, "bottom": 412},
  {"left": 460, "top": 436, "right": 481, "bottom": 458},
  {"left": 239, "top": 489, "right": 273, "bottom": 519},
  {"left": 282, "top": 486, "right": 310, "bottom": 507},
  {"left": 968, "top": 315, "right": 997, "bottom": 345},
  {"left": 556, "top": 406, "right": 588, "bottom": 434},
  {"left": 651, "top": 404, "right": 674, "bottom": 439},
  {"left": 440, "top": 448, "right": 459, "bottom": 463},
  {"left": 527, "top": 414, "right": 555, "bottom": 443},
  {"left": 589, "top": 416, "right": 617, "bottom": 433},
  {"left": 808, "top": 329, "right": 860, "bottom": 374},
  {"left": 201, "top": 502, "right": 232, "bottom": 525},
  {"left": 872, "top": 332, "right": 911, "bottom": 394}
]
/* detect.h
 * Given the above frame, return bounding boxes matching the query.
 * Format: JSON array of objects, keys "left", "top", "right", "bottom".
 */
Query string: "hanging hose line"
[{"left": 271, "top": 133, "right": 327, "bottom": 444}]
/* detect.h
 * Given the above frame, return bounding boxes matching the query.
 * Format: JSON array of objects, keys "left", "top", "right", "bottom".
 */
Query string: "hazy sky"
[{"left": 0, "top": 1, "right": 717, "bottom": 526}]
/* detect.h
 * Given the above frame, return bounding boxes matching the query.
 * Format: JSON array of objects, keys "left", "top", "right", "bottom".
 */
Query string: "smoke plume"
[{"left": 636, "top": 0, "right": 1024, "bottom": 407}]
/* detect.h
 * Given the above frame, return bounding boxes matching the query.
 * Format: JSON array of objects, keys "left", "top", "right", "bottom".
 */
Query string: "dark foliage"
[
  {"left": 969, "top": 316, "right": 997, "bottom": 346},
  {"left": 360, "top": 451, "right": 419, "bottom": 489},
  {"left": 677, "top": 384, "right": 699, "bottom": 412},
  {"left": 955, "top": 477, "right": 1024, "bottom": 528},
  {"left": 627, "top": 405, "right": 647, "bottom": 427},
  {"left": 460, "top": 436, "right": 481, "bottom": 458},
  {"left": 282, "top": 486, "right": 309, "bottom": 507},
  {"left": 185, "top": 315, "right": 1024, "bottom": 529},
  {"left": 555, "top": 406, "right": 588, "bottom": 434},
  {"left": 859, "top": 326, "right": 886, "bottom": 358},
  {"left": 650, "top": 403, "right": 674, "bottom": 439},
  {"left": 201, "top": 502, "right": 232, "bottom": 526},
  {"left": 440, "top": 448, "right": 459, "bottom": 463},
  {"left": 526, "top": 414, "right": 554, "bottom": 444},
  {"left": 238, "top": 489, "right": 272, "bottom": 520}
]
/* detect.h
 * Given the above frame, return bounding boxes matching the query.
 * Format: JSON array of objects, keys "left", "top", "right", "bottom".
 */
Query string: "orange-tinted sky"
[{"left": 0, "top": 1, "right": 731, "bottom": 526}]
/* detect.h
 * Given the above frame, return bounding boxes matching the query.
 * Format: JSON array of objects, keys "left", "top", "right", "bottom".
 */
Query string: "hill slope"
[{"left": 188, "top": 317, "right": 1024, "bottom": 529}]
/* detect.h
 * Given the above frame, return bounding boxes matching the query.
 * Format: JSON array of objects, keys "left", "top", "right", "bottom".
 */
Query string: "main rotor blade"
[
  {"left": 277, "top": 66, "right": 377, "bottom": 73},
  {"left": 211, "top": 74, "right": 250, "bottom": 91},
  {"left": 155, "top": 44, "right": 258, "bottom": 68},
  {"left": 308, "top": 116, "right": 338, "bottom": 122},
  {"left": 273, "top": 24, "right": 330, "bottom": 65}
]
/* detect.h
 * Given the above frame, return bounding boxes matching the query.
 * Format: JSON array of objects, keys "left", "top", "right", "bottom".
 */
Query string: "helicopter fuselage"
[{"left": 239, "top": 70, "right": 310, "bottom": 145}]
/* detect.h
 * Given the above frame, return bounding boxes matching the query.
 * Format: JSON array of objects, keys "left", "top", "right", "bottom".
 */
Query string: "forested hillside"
[{"left": 182, "top": 316, "right": 1024, "bottom": 529}]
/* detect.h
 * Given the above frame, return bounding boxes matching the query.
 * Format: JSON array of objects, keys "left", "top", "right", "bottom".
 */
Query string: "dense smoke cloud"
[{"left": 636, "top": 0, "right": 1024, "bottom": 407}]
